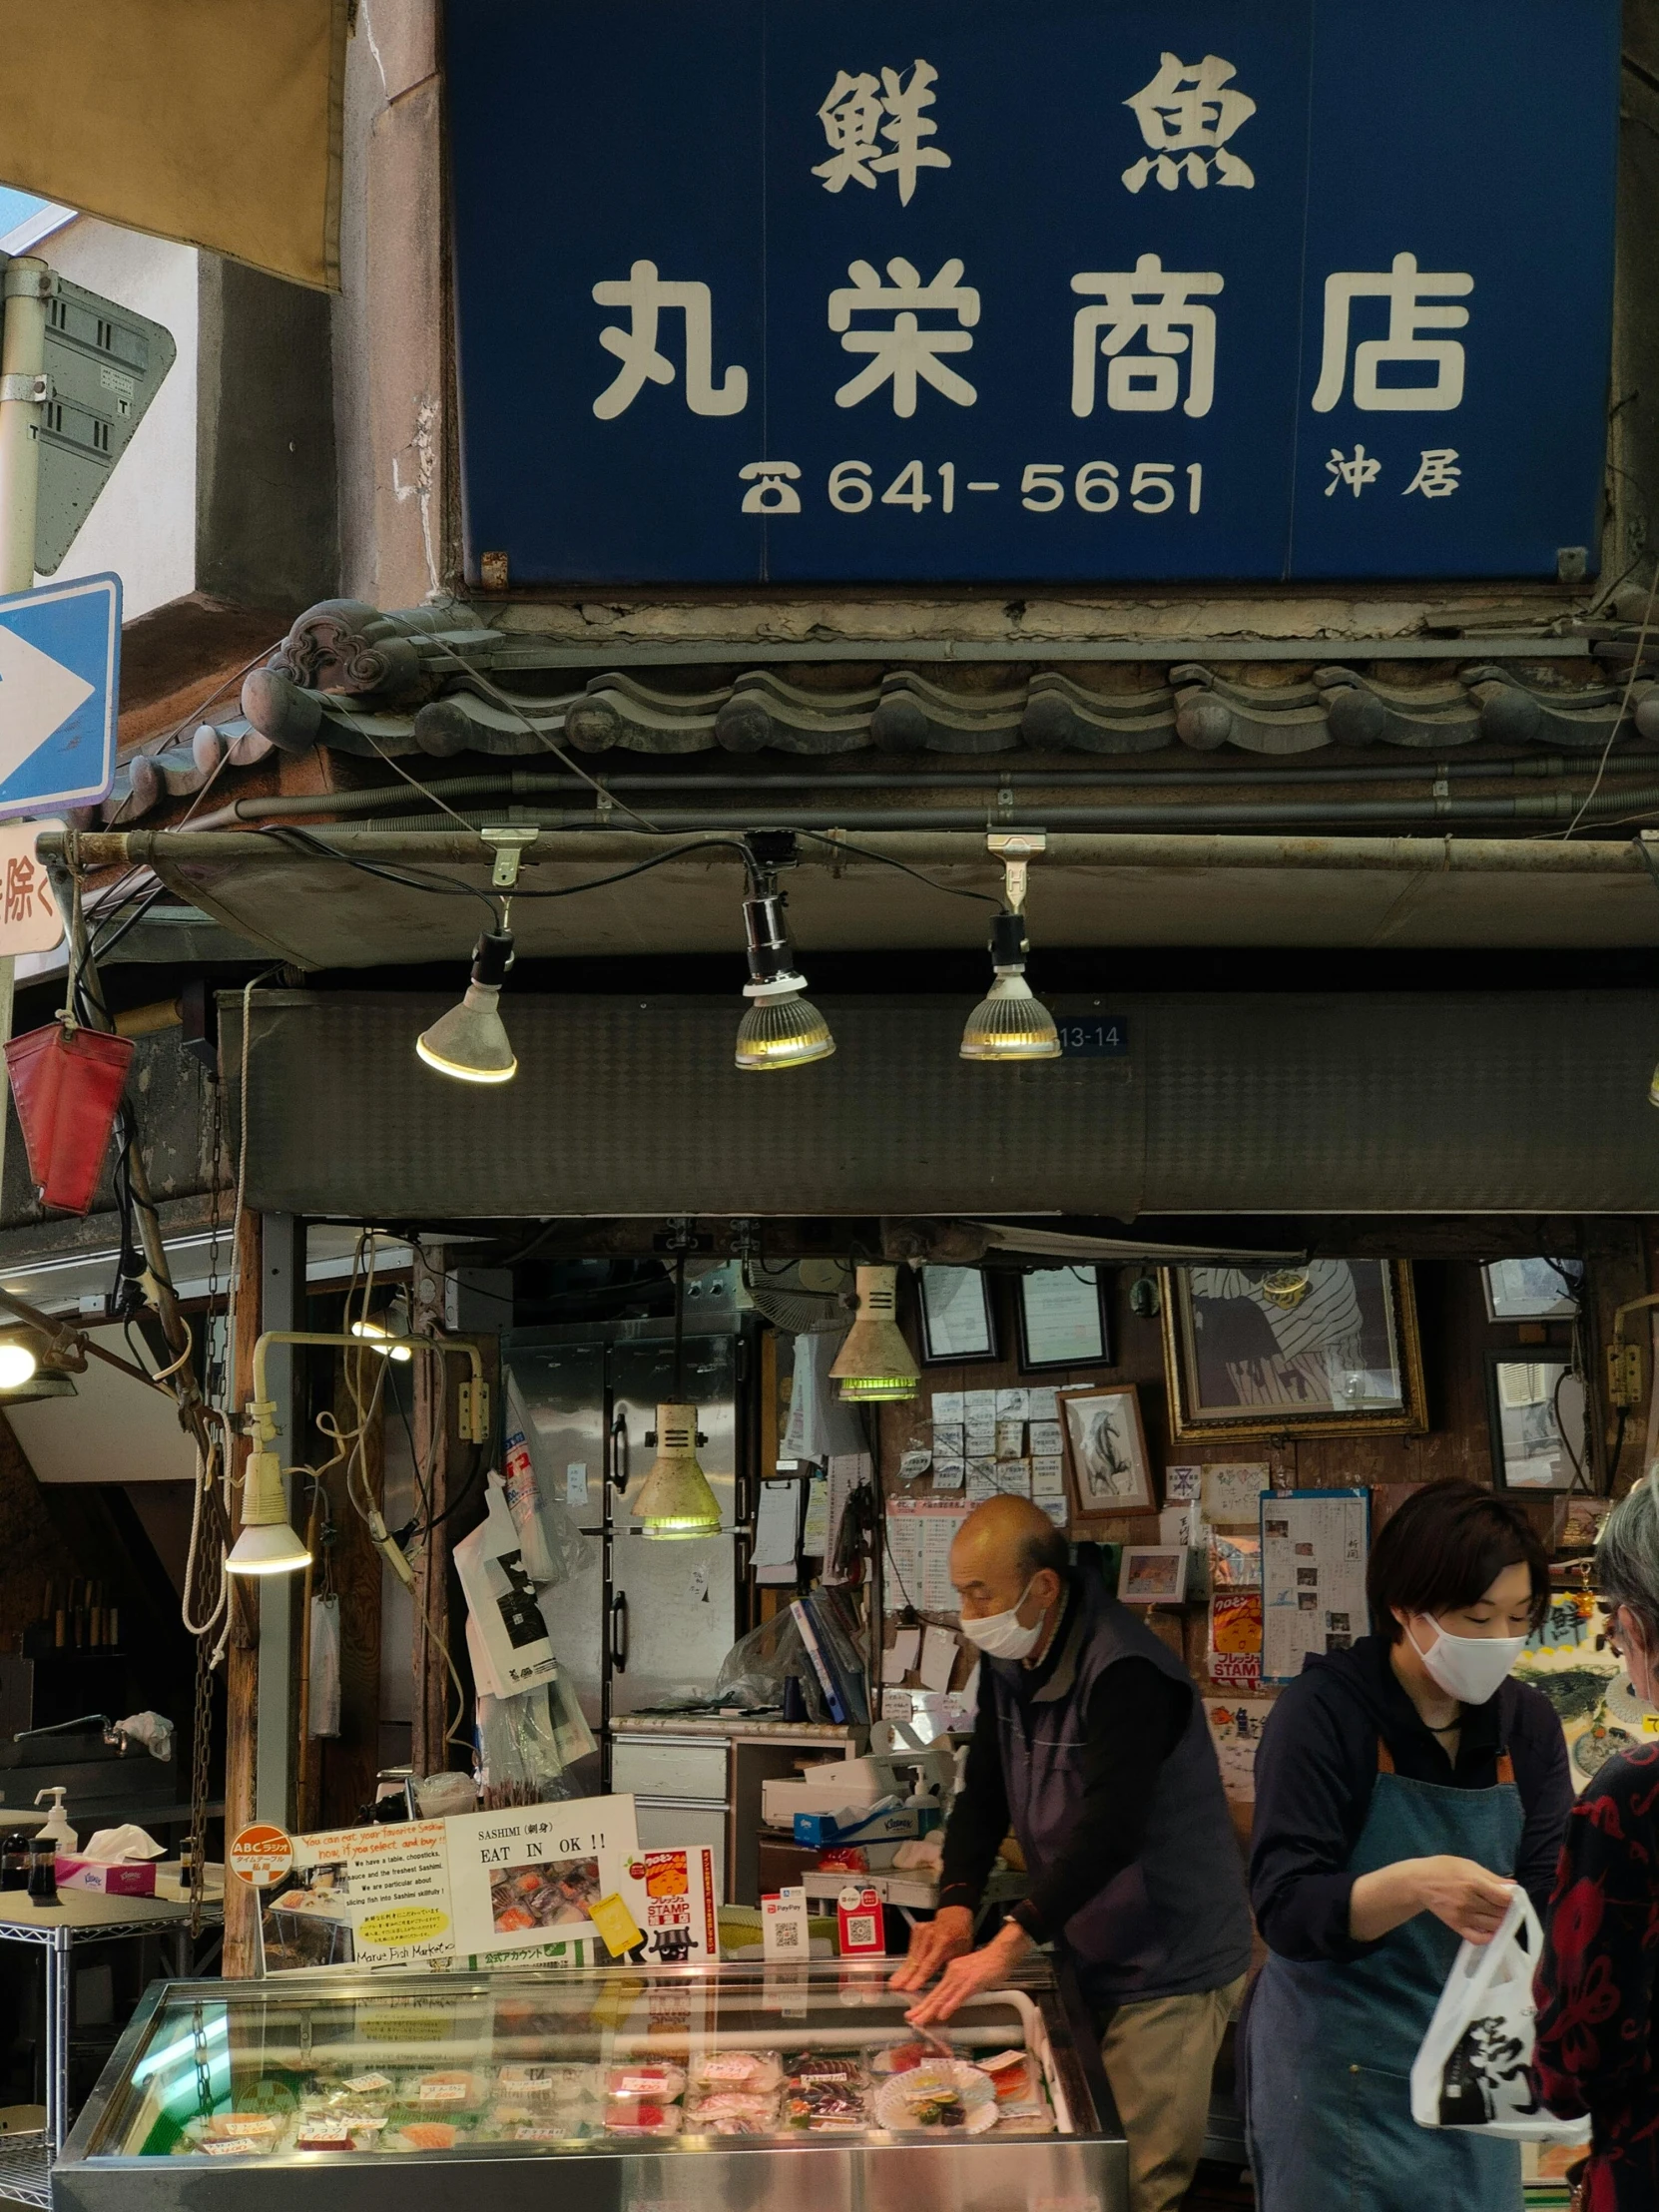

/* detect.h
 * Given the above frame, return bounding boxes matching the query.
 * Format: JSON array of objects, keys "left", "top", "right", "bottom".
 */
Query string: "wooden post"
[{"left": 222, "top": 1215, "right": 264, "bottom": 1978}]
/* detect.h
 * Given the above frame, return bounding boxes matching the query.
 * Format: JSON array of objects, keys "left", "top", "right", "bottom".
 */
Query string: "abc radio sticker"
[{"left": 229, "top": 1823, "right": 293, "bottom": 1888}]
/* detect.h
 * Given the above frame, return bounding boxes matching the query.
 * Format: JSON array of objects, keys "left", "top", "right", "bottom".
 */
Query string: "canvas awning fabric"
[{"left": 0, "top": 0, "right": 347, "bottom": 288}]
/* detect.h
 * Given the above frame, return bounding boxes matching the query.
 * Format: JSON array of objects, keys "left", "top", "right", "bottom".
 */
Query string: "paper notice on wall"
[
  {"left": 898, "top": 1448, "right": 933, "bottom": 1482},
  {"left": 1209, "top": 1589, "right": 1263, "bottom": 1689},
  {"left": 932, "top": 1454, "right": 966, "bottom": 1491},
  {"left": 930, "top": 1390, "right": 965, "bottom": 1426},
  {"left": 999, "top": 1460, "right": 1032, "bottom": 1498},
  {"left": 931, "top": 1422, "right": 965, "bottom": 1459},
  {"left": 1203, "top": 1463, "right": 1273, "bottom": 1527},
  {"left": 754, "top": 1478, "right": 802, "bottom": 1585},
  {"left": 1165, "top": 1464, "right": 1203, "bottom": 1503},
  {"left": 1031, "top": 1456, "right": 1066, "bottom": 1497},
  {"left": 1028, "top": 1387, "right": 1060, "bottom": 1421},
  {"left": 1206, "top": 1697, "right": 1277, "bottom": 1802},
  {"left": 1210, "top": 1527, "right": 1262, "bottom": 1588},
  {"left": 885, "top": 1626, "right": 921, "bottom": 1681},
  {"left": 1261, "top": 1489, "right": 1371, "bottom": 1682},
  {"left": 966, "top": 1461, "right": 998, "bottom": 1503},
  {"left": 884, "top": 1505, "right": 924, "bottom": 1614},
  {"left": 258, "top": 1796, "right": 637, "bottom": 1977},
  {"left": 803, "top": 1470, "right": 830, "bottom": 1555},
  {"left": 919, "top": 1624, "right": 958, "bottom": 1692},
  {"left": 963, "top": 1388, "right": 997, "bottom": 1424},
  {"left": 886, "top": 1496, "right": 968, "bottom": 1614},
  {"left": 995, "top": 1387, "right": 1031, "bottom": 1422}
]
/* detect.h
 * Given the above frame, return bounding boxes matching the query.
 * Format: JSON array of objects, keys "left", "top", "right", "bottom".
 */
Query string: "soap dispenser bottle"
[{"left": 33, "top": 1788, "right": 76, "bottom": 1855}]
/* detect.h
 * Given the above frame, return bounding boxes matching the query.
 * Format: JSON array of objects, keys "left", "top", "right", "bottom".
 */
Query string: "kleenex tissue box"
[{"left": 56, "top": 1857, "right": 156, "bottom": 1897}]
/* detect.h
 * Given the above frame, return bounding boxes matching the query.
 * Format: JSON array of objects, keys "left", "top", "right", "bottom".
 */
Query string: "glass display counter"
[{"left": 54, "top": 1957, "right": 1126, "bottom": 2212}]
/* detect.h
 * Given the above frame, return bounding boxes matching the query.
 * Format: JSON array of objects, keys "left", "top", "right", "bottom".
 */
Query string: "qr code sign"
[
  {"left": 845, "top": 1913, "right": 877, "bottom": 1947},
  {"left": 774, "top": 1921, "right": 801, "bottom": 1949}
]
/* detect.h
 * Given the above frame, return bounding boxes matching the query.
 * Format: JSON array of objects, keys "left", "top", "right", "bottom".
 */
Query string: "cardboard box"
[{"left": 56, "top": 1857, "right": 156, "bottom": 1898}]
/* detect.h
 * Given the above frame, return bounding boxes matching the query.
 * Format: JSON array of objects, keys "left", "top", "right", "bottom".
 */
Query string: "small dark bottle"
[
  {"left": 26, "top": 1833, "right": 58, "bottom": 1906},
  {"left": 0, "top": 1832, "right": 28, "bottom": 1892}
]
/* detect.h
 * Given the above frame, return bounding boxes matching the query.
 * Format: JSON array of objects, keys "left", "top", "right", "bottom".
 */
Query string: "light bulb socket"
[
  {"left": 989, "top": 910, "right": 1030, "bottom": 968},
  {"left": 743, "top": 890, "right": 798, "bottom": 987},
  {"left": 472, "top": 930, "right": 514, "bottom": 988}
]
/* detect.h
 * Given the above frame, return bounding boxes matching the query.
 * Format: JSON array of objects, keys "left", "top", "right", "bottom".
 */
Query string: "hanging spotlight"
[
  {"left": 735, "top": 841, "right": 834, "bottom": 1070},
  {"left": 351, "top": 1292, "right": 414, "bottom": 1361},
  {"left": 630, "top": 1402, "right": 723, "bottom": 1539},
  {"left": 226, "top": 1445, "right": 311, "bottom": 1577},
  {"left": 829, "top": 1264, "right": 920, "bottom": 1402},
  {"left": 961, "top": 832, "right": 1061, "bottom": 1063},
  {"left": 416, "top": 930, "right": 518, "bottom": 1084},
  {"left": 0, "top": 1338, "right": 38, "bottom": 1390}
]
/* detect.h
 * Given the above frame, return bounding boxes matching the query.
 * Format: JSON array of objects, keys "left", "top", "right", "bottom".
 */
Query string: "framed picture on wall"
[
  {"left": 1118, "top": 1544, "right": 1190, "bottom": 1606},
  {"left": 1481, "top": 1258, "right": 1583, "bottom": 1322},
  {"left": 1161, "top": 1260, "right": 1427, "bottom": 1440},
  {"left": 917, "top": 1266, "right": 998, "bottom": 1365},
  {"left": 1486, "top": 1355, "right": 1587, "bottom": 1490},
  {"left": 1017, "top": 1267, "right": 1112, "bottom": 1372},
  {"left": 1058, "top": 1383, "right": 1153, "bottom": 1526}
]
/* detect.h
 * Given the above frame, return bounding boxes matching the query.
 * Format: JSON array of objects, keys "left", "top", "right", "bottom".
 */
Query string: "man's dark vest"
[{"left": 986, "top": 1566, "right": 1253, "bottom": 2005}]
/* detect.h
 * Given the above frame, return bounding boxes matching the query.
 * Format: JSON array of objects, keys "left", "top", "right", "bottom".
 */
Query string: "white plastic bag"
[{"left": 1409, "top": 1889, "right": 1591, "bottom": 2145}]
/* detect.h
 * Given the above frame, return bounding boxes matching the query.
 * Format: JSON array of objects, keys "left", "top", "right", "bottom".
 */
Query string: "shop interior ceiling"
[{"left": 65, "top": 830, "right": 1659, "bottom": 970}]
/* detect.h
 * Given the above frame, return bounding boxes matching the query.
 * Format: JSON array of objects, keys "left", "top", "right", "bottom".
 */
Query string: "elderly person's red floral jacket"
[{"left": 1534, "top": 1740, "right": 1659, "bottom": 2212}]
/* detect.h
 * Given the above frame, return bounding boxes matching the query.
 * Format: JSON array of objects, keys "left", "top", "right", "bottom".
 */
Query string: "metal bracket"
[
  {"left": 456, "top": 1377, "right": 490, "bottom": 1444},
  {"left": 987, "top": 829, "right": 1047, "bottom": 913},
  {"left": 0, "top": 373, "right": 48, "bottom": 405},
  {"left": 480, "top": 826, "right": 539, "bottom": 888}
]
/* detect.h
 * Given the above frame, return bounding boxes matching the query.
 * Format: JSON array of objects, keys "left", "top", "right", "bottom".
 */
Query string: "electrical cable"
[
  {"left": 1562, "top": 556, "right": 1659, "bottom": 838},
  {"left": 798, "top": 829, "right": 1004, "bottom": 906}
]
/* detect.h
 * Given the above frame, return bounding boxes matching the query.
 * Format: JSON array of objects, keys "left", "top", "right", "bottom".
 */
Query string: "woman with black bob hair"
[
  {"left": 1243, "top": 1478, "right": 1571, "bottom": 2212},
  {"left": 1534, "top": 1476, "right": 1659, "bottom": 2210}
]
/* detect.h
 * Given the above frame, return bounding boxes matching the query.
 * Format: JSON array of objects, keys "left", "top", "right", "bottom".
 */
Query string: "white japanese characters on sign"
[
  {"left": 591, "top": 262, "right": 749, "bottom": 420},
  {"left": 815, "top": 59, "right": 951, "bottom": 204},
  {"left": 1070, "top": 257, "right": 1224, "bottom": 419},
  {"left": 829, "top": 258, "right": 980, "bottom": 415},
  {"left": 1122, "top": 52, "right": 1257, "bottom": 193},
  {"left": 1311, "top": 253, "right": 1473, "bottom": 414}
]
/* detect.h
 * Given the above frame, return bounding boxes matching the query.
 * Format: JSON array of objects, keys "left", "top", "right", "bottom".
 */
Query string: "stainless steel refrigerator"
[{"left": 502, "top": 1306, "right": 751, "bottom": 1761}]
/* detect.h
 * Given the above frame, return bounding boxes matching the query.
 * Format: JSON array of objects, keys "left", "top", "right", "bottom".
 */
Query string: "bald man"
[{"left": 890, "top": 1496, "right": 1251, "bottom": 2212}]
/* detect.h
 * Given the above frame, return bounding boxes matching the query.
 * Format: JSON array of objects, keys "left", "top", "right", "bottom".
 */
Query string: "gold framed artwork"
[{"left": 1161, "top": 1261, "right": 1427, "bottom": 1441}]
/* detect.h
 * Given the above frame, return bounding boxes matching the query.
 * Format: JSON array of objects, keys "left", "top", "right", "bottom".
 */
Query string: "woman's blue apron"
[{"left": 1244, "top": 1740, "right": 1525, "bottom": 2212}]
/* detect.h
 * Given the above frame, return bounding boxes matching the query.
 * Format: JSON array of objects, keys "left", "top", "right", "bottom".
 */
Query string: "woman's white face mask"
[
  {"left": 1408, "top": 1614, "right": 1526, "bottom": 1706},
  {"left": 959, "top": 1578, "right": 1045, "bottom": 1661}
]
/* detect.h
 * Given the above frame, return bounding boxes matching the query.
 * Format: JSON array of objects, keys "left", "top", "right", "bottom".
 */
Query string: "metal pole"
[
  {"left": 0, "top": 257, "right": 50, "bottom": 1219},
  {"left": 46, "top": 1926, "right": 68, "bottom": 2153},
  {"left": 0, "top": 255, "right": 48, "bottom": 597}
]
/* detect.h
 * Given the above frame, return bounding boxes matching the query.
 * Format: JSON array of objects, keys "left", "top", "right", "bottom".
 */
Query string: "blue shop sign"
[{"left": 446, "top": 2, "right": 1618, "bottom": 587}]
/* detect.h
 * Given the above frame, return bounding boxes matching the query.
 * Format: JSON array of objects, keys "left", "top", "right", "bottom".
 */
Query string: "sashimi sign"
[
  {"left": 447, "top": 0, "right": 1619, "bottom": 585},
  {"left": 0, "top": 574, "right": 119, "bottom": 823}
]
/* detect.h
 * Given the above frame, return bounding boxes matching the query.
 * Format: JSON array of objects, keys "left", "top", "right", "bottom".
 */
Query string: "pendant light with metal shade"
[
  {"left": 735, "top": 836, "right": 834, "bottom": 1071},
  {"left": 960, "top": 831, "right": 1061, "bottom": 1063},
  {"left": 829, "top": 1264, "right": 920, "bottom": 1402},
  {"left": 630, "top": 1245, "right": 723, "bottom": 1539},
  {"left": 416, "top": 929, "right": 518, "bottom": 1084}
]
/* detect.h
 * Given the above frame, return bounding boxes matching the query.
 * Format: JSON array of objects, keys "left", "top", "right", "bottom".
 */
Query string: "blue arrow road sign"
[{"left": 0, "top": 572, "right": 120, "bottom": 825}]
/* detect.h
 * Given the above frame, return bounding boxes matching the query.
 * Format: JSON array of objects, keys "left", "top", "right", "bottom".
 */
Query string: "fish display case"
[{"left": 53, "top": 1956, "right": 1127, "bottom": 2212}]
